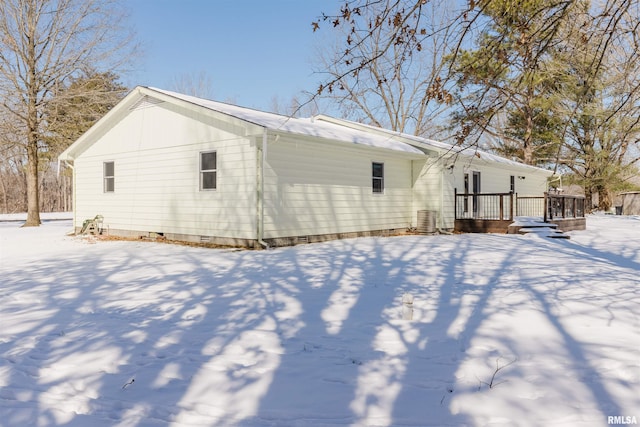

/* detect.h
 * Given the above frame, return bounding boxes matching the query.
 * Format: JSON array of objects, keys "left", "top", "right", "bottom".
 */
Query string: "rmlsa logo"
[{"left": 608, "top": 416, "right": 638, "bottom": 425}]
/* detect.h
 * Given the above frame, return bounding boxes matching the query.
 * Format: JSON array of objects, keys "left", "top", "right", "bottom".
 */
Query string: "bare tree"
[
  {"left": 314, "top": 0, "right": 457, "bottom": 137},
  {"left": 0, "top": 0, "right": 137, "bottom": 226},
  {"left": 269, "top": 94, "right": 319, "bottom": 117},
  {"left": 168, "top": 70, "right": 216, "bottom": 99},
  {"left": 553, "top": 2, "right": 640, "bottom": 210},
  {"left": 313, "top": 0, "right": 638, "bottom": 145}
]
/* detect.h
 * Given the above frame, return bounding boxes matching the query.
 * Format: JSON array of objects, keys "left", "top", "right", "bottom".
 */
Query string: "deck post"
[
  {"left": 454, "top": 188, "right": 458, "bottom": 219},
  {"left": 543, "top": 192, "right": 548, "bottom": 223},
  {"left": 510, "top": 193, "right": 515, "bottom": 220}
]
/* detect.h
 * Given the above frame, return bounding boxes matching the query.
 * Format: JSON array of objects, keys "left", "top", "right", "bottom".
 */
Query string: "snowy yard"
[{"left": 0, "top": 215, "right": 638, "bottom": 427}]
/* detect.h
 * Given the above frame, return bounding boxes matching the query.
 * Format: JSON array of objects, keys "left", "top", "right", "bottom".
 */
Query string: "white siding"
[
  {"left": 449, "top": 160, "right": 549, "bottom": 195},
  {"left": 411, "top": 157, "right": 443, "bottom": 228},
  {"left": 262, "top": 136, "right": 415, "bottom": 238},
  {"left": 73, "top": 102, "right": 258, "bottom": 239}
]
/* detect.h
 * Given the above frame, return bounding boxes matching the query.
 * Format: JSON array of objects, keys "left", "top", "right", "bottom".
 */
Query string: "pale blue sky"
[{"left": 127, "top": 0, "right": 341, "bottom": 111}]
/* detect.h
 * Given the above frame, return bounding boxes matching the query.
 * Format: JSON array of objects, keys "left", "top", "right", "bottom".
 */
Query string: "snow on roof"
[
  {"left": 312, "top": 115, "right": 553, "bottom": 174},
  {"left": 147, "top": 87, "right": 425, "bottom": 156}
]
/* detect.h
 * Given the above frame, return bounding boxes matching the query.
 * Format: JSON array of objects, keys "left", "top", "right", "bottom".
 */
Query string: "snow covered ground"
[{"left": 0, "top": 215, "right": 638, "bottom": 427}]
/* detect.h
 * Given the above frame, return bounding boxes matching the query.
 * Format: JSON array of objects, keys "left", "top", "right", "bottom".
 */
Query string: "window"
[
  {"left": 200, "top": 151, "right": 217, "bottom": 190},
  {"left": 372, "top": 162, "right": 384, "bottom": 194},
  {"left": 103, "top": 161, "right": 114, "bottom": 192},
  {"left": 510, "top": 175, "right": 515, "bottom": 193}
]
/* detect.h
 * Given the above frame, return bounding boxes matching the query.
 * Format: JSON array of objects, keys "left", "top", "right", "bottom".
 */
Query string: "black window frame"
[
  {"left": 103, "top": 161, "right": 115, "bottom": 193},
  {"left": 372, "top": 162, "right": 384, "bottom": 194},
  {"left": 200, "top": 151, "right": 217, "bottom": 191}
]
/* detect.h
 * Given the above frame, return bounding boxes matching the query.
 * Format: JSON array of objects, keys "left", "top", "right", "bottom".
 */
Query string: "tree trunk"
[
  {"left": 584, "top": 187, "right": 594, "bottom": 213},
  {"left": 0, "top": 171, "right": 8, "bottom": 213},
  {"left": 597, "top": 186, "right": 613, "bottom": 211},
  {"left": 24, "top": 140, "right": 41, "bottom": 226}
]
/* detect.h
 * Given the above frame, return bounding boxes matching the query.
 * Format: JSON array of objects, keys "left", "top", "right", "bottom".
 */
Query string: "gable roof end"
[{"left": 59, "top": 86, "right": 425, "bottom": 162}]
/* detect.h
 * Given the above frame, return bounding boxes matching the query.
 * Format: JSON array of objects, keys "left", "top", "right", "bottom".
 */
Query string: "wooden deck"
[{"left": 454, "top": 191, "right": 586, "bottom": 233}]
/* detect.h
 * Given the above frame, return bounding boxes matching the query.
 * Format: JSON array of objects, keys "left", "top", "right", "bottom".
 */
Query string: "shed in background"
[{"left": 621, "top": 191, "right": 640, "bottom": 215}]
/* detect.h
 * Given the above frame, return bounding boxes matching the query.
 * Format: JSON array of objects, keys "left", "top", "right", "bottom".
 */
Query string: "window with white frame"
[
  {"left": 103, "top": 161, "right": 115, "bottom": 192},
  {"left": 372, "top": 162, "right": 384, "bottom": 194},
  {"left": 200, "top": 151, "right": 217, "bottom": 190}
]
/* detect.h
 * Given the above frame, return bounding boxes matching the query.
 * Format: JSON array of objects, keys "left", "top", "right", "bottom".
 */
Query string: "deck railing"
[
  {"left": 516, "top": 196, "right": 545, "bottom": 217},
  {"left": 544, "top": 192, "right": 585, "bottom": 222},
  {"left": 454, "top": 191, "right": 586, "bottom": 221},
  {"left": 454, "top": 190, "right": 514, "bottom": 220}
]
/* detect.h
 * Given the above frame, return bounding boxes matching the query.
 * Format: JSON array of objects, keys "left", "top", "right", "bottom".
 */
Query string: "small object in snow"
[
  {"left": 122, "top": 378, "right": 135, "bottom": 389},
  {"left": 402, "top": 293, "right": 414, "bottom": 320}
]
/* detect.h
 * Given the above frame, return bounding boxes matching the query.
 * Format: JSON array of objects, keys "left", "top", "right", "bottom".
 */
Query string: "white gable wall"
[
  {"left": 262, "top": 135, "right": 417, "bottom": 239},
  {"left": 72, "top": 101, "right": 259, "bottom": 240}
]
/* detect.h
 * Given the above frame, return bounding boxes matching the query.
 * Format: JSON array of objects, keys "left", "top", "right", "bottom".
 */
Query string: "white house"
[{"left": 58, "top": 86, "right": 553, "bottom": 247}]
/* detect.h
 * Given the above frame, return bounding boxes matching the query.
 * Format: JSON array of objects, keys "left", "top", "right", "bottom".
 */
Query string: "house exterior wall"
[
  {"left": 411, "top": 157, "right": 443, "bottom": 229},
  {"left": 64, "top": 88, "right": 556, "bottom": 246},
  {"left": 72, "top": 102, "right": 258, "bottom": 242},
  {"left": 261, "top": 135, "right": 415, "bottom": 240},
  {"left": 450, "top": 160, "right": 549, "bottom": 195}
]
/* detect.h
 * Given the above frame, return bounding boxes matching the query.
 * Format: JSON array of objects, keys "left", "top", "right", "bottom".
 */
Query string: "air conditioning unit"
[{"left": 417, "top": 210, "right": 437, "bottom": 234}]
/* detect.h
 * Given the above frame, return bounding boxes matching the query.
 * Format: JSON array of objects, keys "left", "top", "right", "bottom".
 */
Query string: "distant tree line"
[
  {"left": 0, "top": 0, "right": 135, "bottom": 222},
  {"left": 0, "top": 71, "right": 127, "bottom": 214}
]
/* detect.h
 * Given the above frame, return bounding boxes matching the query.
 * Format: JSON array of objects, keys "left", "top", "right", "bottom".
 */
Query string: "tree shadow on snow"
[{"left": 1, "top": 227, "right": 637, "bottom": 426}]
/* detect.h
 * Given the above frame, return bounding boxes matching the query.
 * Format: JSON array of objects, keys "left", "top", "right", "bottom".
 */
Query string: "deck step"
[
  {"left": 508, "top": 219, "right": 570, "bottom": 239},
  {"left": 518, "top": 227, "right": 570, "bottom": 238}
]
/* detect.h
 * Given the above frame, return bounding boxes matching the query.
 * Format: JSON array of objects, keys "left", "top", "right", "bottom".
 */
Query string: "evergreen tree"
[{"left": 448, "top": 0, "right": 573, "bottom": 165}]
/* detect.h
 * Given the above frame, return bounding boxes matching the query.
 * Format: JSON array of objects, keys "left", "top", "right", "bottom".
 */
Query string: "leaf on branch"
[
  {"left": 312, "top": 22, "right": 320, "bottom": 32},
  {"left": 393, "top": 12, "right": 403, "bottom": 27}
]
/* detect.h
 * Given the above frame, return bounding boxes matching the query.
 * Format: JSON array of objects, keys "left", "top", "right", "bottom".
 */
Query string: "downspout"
[
  {"left": 440, "top": 160, "right": 445, "bottom": 229},
  {"left": 61, "top": 159, "right": 76, "bottom": 231},
  {"left": 257, "top": 128, "right": 269, "bottom": 249}
]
